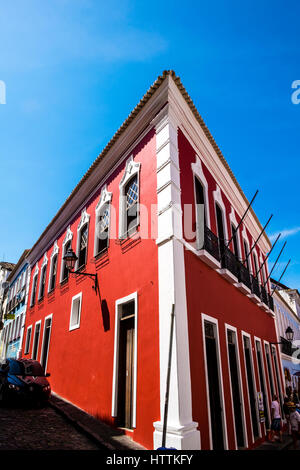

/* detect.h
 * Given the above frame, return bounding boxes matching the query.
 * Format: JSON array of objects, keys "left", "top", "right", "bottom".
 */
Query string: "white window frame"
[
  {"left": 119, "top": 155, "right": 141, "bottom": 239},
  {"left": 48, "top": 241, "right": 59, "bottom": 293},
  {"left": 242, "top": 228, "right": 253, "bottom": 273},
  {"left": 94, "top": 185, "right": 112, "bottom": 257},
  {"left": 24, "top": 325, "right": 32, "bottom": 355},
  {"left": 241, "top": 331, "right": 262, "bottom": 443},
  {"left": 252, "top": 250, "right": 260, "bottom": 282},
  {"left": 229, "top": 208, "right": 241, "bottom": 260},
  {"left": 263, "top": 340, "right": 276, "bottom": 399},
  {"left": 225, "top": 324, "right": 248, "bottom": 449},
  {"left": 201, "top": 313, "right": 228, "bottom": 450},
  {"left": 254, "top": 336, "right": 271, "bottom": 432},
  {"left": 192, "top": 154, "right": 211, "bottom": 236},
  {"left": 213, "top": 185, "right": 228, "bottom": 243},
  {"left": 69, "top": 292, "right": 82, "bottom": 331},
  {"left": 111, "top": 291, "right": 138, "bottom": 428},
  {"left": 38, "top": 253, "right": 48, "bottom": 301},
  {"left": 30, "top": 263, "right": 39, "bottom": 307},
  {"left": 40, "top": 314, "right": 53, "bottom": 373},
  {"left": 75, "top": 208, "right": 90, "bottom": 270},
  {"left": 60, "top": 226, "right": 73, "bottom": 283},
  {"left": 32, "top": 320, "right": 42, "bottom": 360}
]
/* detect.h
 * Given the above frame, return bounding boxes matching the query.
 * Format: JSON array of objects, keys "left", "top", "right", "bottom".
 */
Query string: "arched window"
[
  {"left": 119, "top": 156, "right": 140, "bottom": 239},
  {"left": 215, "top": 203, "right": 226, "bottom": 252},
  {"left": 78, "top": 224, "right": 88, "bottom": 268},
  {"left": 94, "top": 185, "right": 112, "bottom": 256}
]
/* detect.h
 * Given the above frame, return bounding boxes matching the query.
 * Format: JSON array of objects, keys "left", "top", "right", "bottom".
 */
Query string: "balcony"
[
  {"left": 218, "top": 246, "right": 239, "bottom": 284},
  {"left": 235, "top": 261, "right": 252, "bottom": 294},
  {"left": 247, "top": 274, "right": 261, "bottom": 304},
  {"left": 198, "top": 225, "right": 221, "bottom": 269},
  {"left": 268, "top": 294, "right": 274, "bottom": 312}
]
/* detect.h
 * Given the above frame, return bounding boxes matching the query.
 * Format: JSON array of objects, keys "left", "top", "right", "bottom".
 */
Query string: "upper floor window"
[
  {"left": 213, "top": 185, "right": 228, "bottom": 254},
  {"left": 119, "top": 156, "right": 141, "bottom": 239},
  {"left": 252, "top": 251, "right": 260, "bottom": 281},
  {"left": 30, "top": 264, "right": 39, "bottom": 307},
  {"left": 243, "top": 239, "right": 251, "bottom": 271},
  {"left": 76, "top": 209, "right": 90, "bottom": 270},
  {"left": 48, "top": 241, "right": 59, "bottom": 293},
  {"left": 62, "top": 240, "right": 71, "bottom": 281},
  {"left": 231, "top": 224, "right": 240, "bottom": 259},
  {"left": 38, "top": 254, "right": 48, "bottom": 301},
  {"left": 78, "top": 225, "right": 88, "bottom": 267},
  {"left": 194, "top": 177, "right": 207, "bottom": 249},
  {"left": 60, "top": 226, "right": 73, "bottom": 283},
  {"left": 215, "top": 203, "right": 226, "bottom": 250},
  {"left": 49, "top": 255, "right": 58, "bottom": 292},
  {"left": 94, "top": 186, "right": 112, "bottom": 257},
  {"left": 125, "top": 175, "right": 139, "bottom": 233}
]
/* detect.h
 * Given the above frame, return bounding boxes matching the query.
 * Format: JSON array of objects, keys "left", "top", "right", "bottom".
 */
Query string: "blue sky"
[{"left": 0, "top": 0, "right": 299, "bottom": 288}]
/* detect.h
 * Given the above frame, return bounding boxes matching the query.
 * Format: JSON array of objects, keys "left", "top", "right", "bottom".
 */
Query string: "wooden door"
[{"left": 117, "top": 316, "right": 135, "bottom": 428}]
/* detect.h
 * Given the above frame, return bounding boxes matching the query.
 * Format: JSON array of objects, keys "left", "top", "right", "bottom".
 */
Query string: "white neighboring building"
[
  {"left": 0, "top": 252, "right": 30, "bottom": 361},
  {"left": 271, "top": 279, "right": 300, "bottom": 397}
]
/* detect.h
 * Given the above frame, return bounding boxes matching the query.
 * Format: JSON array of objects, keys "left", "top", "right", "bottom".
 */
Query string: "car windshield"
[
  {"left": 7, "top": 360, "right": 25, "bottom": 375},
  {"left": 7, "top": 360, "right": 45, "bottom": 377},
  {"left": 23, "top": 362, "right": 45, "bottom": 376}
]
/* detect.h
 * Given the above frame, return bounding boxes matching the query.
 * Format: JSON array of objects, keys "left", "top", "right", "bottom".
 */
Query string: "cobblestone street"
[{"left": 0, "top": 403, "right": 103, "bottom": 450}]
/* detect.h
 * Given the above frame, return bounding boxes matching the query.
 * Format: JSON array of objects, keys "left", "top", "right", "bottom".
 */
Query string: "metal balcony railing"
[
  {"left": 237, "top": 261, "right": 252, "bottom": 290},
  {"left": 220, "top": 246, "right": 240, "bottom": 279},
  {"left": 260, "top": 285, "right": 268, "bottom": 305},
  {"left": 203, "top": 225, "right": 220, "bottom": 262},
  {"left": 250, "top": 274, "right": 260, "bottom": 298},
  {"left": 268, "top": 294, "right": 274, "bottom": 311}
]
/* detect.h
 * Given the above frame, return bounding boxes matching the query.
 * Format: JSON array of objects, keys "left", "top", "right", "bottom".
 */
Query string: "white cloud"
[{"left": 269, "top": 227, "right": 300, "bottom": 242}]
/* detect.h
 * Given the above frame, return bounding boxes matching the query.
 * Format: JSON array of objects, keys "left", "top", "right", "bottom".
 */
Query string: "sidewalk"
[
  {"left": 255, "top": 433, "right": 293, "bottom": 451},
  {"left": 49, "top": 393, "right": 146, "bottom": 451}
]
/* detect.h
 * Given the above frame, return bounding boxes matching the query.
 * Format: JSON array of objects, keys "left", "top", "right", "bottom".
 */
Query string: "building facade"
[
  {"left": 0, "top": 261, "right": 15, "bottom": 358},
  {"left": 20, "top": 71, "right": 284, "bottom": 450},
  {"left": 0, "top": 251, "right": 30, "bottom": 361},
  {"left": 272, "top": 280, "right": 300, "bottom": 397}
]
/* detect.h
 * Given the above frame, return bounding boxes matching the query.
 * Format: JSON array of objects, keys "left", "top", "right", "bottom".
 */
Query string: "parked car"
[{"left": 0, "top": 358, "right": 51, "bottom": 406}]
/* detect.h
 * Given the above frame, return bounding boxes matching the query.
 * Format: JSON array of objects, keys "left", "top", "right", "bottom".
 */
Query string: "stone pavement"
[
  {"left": 49, "top": 393, "right": 146, "bottom": 451},
  {"left": 254, "top": 432, "right": 293, "bottom": 451},
  {"left": 0, "top": 401, "right": 102, "bottom": 450}
]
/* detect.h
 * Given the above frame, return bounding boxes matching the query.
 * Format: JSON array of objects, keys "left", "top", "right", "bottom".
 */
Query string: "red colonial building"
[{"left": 21, "top": 71, "right": 285, "bottom": 450}]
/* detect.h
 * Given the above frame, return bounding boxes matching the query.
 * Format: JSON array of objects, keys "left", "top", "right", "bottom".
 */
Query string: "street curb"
[{"left": 48, "top": 394, "right": 146, "bottom": 451}]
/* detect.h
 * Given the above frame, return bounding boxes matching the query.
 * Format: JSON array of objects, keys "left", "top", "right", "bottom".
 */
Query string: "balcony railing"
[
  {"left": 203, "top": 225, "right": 220, "bottom": 262},
  {"left": 250, "top": 274, "right": 260, "bottom": 298},
  {"left": 220, "top": 246, "right": 240, "bottom": 279},
  {"left": 268, "top": 294, "right": 274, "bottom": 311},
  {"left": 237, "top": 261, "right": 252, "bottom": 290},
  {"left": 260, "top": 285, "right": 268, "bottom": 305}
]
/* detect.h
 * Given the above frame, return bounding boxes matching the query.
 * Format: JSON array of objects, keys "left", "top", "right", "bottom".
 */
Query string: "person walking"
[
  {"left": 283, "top": 396, "right": 292, "bottom": 435},
  {"left": 270, "top": 394, "right": 282, "bottom": 442},
  {"left": 290, "top": 404, "right": 300, "bottom": 449}
]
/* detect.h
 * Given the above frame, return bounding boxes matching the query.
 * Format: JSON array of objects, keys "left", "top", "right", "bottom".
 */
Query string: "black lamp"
[
  {"left": 270, "top": 326, "right": 294, "bottom": 346},
  {"left": 64, "top": 248, "right": 78, "bottom": 272},
  {"left": 63, "top": 248, "right": 98, "bottom": 292},
  {"left": 285, "top": 326, "right": 294, "bottom": 342}
]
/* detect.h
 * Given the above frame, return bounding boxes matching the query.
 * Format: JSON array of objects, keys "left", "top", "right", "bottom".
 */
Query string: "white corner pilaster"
[{"left": 152, "top": 106, "right": 200, "bottom": 450}]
